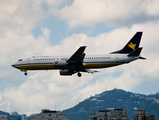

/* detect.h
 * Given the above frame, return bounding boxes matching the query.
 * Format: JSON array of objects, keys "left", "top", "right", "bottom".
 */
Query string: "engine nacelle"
[
  {"left": 60, "top": 70, "right": 74, "bottom": 76},
  {"left": 54, "top": 61, "right": 67, "bottom": 67}
]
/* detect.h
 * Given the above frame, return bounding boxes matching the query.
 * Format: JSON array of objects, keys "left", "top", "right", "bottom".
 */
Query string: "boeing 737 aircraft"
[{"left": 12, "top": 32, "right": 145, "bottom": 77}]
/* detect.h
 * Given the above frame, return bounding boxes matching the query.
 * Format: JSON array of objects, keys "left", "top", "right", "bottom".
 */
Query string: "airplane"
[{"left": 12, "top": 32, "right": 146, "bottom": 77}]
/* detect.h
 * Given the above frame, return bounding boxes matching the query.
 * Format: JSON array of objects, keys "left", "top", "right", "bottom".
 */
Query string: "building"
[
  {"left": 21, "top": 114, "right": 27, "bottom": 120},
  {"left": 31, "top": 109, "right": 69, "bottom": 120},
  {"left": 88, "top": 110, "right": 111, "bottom": 120},
  {"left": 134, "top": 110, "right": 155, "bottom": 120},
  {"left": 0, "top": 115, "right": 7, "bottom": 120},
  {"left": 9, "top": 111, "right": 21, "bottom": 120},
  {"left": 87, "top": 109, "right": 128, "bottom": 120},
  {"left": 109, "top": 109, "right": 128, "bottom": 120},
  {"left": 11, "top": 112, "right": 18, "bottom": 116}
]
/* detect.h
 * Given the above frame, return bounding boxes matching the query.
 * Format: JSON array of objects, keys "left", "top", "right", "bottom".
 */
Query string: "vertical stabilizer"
[{"left": 111, "top": 32, "right": 143, "bottom": 54}]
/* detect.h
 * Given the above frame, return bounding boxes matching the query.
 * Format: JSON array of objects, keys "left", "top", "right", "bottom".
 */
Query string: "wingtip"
[
  {"left": 81, "top": 46, "right": 87, "bottom": 48},
  {"left": 137, "top": 31, "right": 143, "bottom": 33}
]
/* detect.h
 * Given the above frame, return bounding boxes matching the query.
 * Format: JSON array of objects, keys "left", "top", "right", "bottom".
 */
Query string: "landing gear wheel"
[
  {"left": 24, "top": 72, "right": 27, "bottom": 76},
  {"left": 77, "top": 72, "right": 82, "bottom": 77}
]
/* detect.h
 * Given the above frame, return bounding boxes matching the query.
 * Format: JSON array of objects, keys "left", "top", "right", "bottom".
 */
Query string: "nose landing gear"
[
  {"left": 24, "top": 71, "right": 27, "bottom": 76},
  {"left": 77, "top": 72, "right": 82, "bottom": 77}
]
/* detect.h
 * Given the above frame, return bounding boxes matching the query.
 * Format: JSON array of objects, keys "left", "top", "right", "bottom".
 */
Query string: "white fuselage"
[
  {"left": 12, "top": 32, "right": 144, "bottom": 77},
  {"left": 12, "top": 54, "right": 139, "bottom": 72}
]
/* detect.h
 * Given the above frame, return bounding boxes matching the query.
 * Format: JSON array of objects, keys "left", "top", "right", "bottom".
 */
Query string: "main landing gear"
[
  {"left": 75, "top": 66, "right": 82, "bottom": 77},
  {"left": 77, "top": 72, "right": 82, "bottom": 77}
]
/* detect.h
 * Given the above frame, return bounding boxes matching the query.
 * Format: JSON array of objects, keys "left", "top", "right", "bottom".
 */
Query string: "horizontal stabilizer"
[
  {"left": 139, "top": 56, "right": 146, "bottom": 60},
  {"left": 128, "top": 47, "right": 142, "bottom": 57}
]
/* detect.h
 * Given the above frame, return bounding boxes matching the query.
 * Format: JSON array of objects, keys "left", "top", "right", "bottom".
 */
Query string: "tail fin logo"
[{"left": 128, "top": 42, "right": 136, "bottom": 50}]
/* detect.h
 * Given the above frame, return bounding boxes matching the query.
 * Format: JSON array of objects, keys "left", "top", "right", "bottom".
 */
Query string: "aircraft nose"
[
  {"left": 12, "top": 64, "right": 16, "bottom": 68},
  {"left": 12, "top": 63, "right": 19, "bottom": 68}
]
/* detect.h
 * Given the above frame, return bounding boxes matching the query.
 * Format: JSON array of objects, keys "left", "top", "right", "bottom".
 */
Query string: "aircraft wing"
[{"left": 67, "top": 46, "right": 86, "bottom": 64}]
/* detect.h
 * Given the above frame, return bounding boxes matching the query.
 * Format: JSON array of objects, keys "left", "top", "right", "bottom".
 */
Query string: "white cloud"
[
  {"left": 144, "top": 0, "right": 159, "bottom": 16},
  {"left": 1, "top": 21, "right": 159, "bottom": 115},
  {"left": 52, "top": 0, "right": 159, "bottom": 28},
  {"left": 0, "top": 0, "right": 46, "bottom": 34},
  {"left": 0, "top": 0, "right": 51, "bottom": 91},
  {"left": 1, "top": 0, "right": 159, "bottom": 116},
  {"left": 0, "top": 27, "right": 51, "bottom": 67},
  {"left": 45, "top": 0, "right": 67, "bottom": 8}
]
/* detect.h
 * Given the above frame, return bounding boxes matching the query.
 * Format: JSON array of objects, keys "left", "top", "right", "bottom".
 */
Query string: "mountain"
[{"left": 61, "top": 89, "right": 159, "bottom": 120}]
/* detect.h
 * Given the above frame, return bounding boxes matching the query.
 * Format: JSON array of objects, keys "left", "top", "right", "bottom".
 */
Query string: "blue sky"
[{"left": 1, "top": 0, "right": 159, "bottom": 115}]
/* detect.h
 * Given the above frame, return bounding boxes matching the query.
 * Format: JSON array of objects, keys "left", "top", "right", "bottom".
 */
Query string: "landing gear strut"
[
  {"left": 75, "top": 66, "right": 82, "bottom": 77},
  {"left": 77, "top": 72, "right": 82, "bottom": 77},
  {"left": 24, "top": 71, "right": 27, "bottom": 76}
]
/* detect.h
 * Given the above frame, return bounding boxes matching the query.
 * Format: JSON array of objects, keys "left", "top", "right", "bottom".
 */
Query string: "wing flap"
[{"left": 84, "top": 69, "right": 100, "bottom": 74}]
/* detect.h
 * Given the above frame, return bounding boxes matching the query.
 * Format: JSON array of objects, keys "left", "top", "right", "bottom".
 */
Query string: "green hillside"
[{"left": 62, "top": 89, "right": 159, "bottom": 120}]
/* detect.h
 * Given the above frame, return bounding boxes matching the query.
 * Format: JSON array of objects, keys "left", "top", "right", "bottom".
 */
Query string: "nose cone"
[
  {"left": 12, "top": 63, "right": 17, "bottom": 68},
  {"left": 12, "top": 64, "right": 16, "bottom": 68},
  {"left": 12, "top": 62, "right": 19, "bottom": 69}
]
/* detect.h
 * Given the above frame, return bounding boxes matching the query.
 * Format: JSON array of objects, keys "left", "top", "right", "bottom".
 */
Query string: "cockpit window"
[{"left": 18, "top": 59, "right": 23, "bottom": 61}]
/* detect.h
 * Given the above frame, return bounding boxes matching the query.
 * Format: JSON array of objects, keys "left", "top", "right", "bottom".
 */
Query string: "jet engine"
[{"left": 60, "top": 70, "right": 74, "bottom": 76}]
